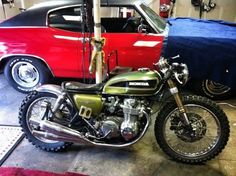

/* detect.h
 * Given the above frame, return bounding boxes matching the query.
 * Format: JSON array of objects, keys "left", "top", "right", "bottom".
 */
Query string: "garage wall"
[
  {"left": 148, "top": 0, "right": 236, "bottom": 22},
  {"left": 0, "top": 0, "right": 46, "bottom": 21},
  {"left": 23, "top": 0, "right": 40, "bottom": 8},
  {"left": 0, "top": 0, "right": 24, "bottom": 20}
]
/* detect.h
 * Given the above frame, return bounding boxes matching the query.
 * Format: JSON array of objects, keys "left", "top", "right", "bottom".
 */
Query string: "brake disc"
[{"left": 170, "top": 113, "right": 207, "bottom": 142}]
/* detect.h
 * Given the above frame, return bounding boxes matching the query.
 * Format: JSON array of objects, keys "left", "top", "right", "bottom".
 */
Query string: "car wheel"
[
  {"left": 4, "top": 56, "right": 51, "bottom": 93},
  {"left": 195, "top": 79, "right": 232, "bottom": 100}
]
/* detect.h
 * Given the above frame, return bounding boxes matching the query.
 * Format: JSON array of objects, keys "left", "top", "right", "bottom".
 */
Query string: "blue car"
[{"left": 164, "top": 17, "right": 236, "bottom": 99}]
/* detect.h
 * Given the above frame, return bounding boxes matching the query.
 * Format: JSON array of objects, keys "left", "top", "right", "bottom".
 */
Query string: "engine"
[
  {"left": 99, "top": 97, "right": 147, "bottom": 141},
  {"left": 120, "top": 99, "right": 141, "bottom": 141}
]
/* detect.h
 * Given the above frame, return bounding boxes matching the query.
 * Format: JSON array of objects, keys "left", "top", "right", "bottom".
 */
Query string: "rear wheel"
[
  {"left": 155, "top": 95, "right": 229, "bottom": 163},
  {"left": 19, "top": 91, "right": 72, "bottom": 152}
]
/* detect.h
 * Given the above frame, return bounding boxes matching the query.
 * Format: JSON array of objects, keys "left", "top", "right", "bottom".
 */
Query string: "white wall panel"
[{"left": 148, "top": 0, "right": 236, "bottom": 22}]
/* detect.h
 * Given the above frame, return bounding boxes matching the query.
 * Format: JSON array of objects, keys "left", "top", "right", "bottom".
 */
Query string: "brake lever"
[{"left": 154, "top": 55, "right": 180, "bottom": 65}]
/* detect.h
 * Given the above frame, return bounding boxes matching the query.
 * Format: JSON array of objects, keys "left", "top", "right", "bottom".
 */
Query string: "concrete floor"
[{"left": 0, "top": 73, "right": 236, "bottom": 176}]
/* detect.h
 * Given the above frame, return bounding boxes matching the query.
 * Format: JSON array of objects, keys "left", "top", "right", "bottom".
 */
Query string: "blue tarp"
[{"left": 163, "top": 18, "right": 236, "bottom": 88}]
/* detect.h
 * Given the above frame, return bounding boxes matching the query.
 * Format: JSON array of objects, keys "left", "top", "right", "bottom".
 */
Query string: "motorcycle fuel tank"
[{"left": 103, "top": 70, "right": 163, "bottom": 96}]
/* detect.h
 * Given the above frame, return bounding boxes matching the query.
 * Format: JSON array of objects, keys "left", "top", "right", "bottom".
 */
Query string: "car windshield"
[{"left": 139, "top": 4, "right": 166, "bottom": 33}]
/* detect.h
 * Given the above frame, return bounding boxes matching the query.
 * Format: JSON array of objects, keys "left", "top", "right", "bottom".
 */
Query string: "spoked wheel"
[
  {"left": 155, "top": 95, "right": 229, "bottom": 163},
  {"left": 19, "top": 91, "right": 73, "bottom": 151}
]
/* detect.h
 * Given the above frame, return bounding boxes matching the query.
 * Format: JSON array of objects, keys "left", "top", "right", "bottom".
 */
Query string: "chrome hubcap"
[{"left": 12, "top": 61, "right": 39, "bottom": 88}]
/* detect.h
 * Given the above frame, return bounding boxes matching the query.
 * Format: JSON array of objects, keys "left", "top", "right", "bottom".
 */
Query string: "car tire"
[
  {"left": 194, "top": 79, "right": 232, "bottom": 100},
  {"left": 4, "top": 56, "right": 51, "bottom": 93}
]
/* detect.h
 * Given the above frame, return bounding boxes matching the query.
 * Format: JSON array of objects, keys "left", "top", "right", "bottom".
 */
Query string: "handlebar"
[
  {"left": 153, "top": 55, "right": 180, "bottom": 67},
  {"left": 154, "top": 56, "right": 189, "bottom": 85}
]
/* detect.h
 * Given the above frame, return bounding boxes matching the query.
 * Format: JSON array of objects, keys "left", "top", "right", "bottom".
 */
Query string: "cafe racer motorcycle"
[{"left": 19, "top": 56, "right": 230, "bottom": 164}]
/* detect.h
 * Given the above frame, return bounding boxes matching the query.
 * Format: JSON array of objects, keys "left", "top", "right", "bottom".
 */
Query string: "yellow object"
[{"left": 89, "top": 37, "right": 106, "bottom": 74}]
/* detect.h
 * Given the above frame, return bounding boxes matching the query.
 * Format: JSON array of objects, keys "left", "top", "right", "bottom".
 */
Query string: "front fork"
[{"left": 167, "top": 79, "right": 190, "bottom": 125}]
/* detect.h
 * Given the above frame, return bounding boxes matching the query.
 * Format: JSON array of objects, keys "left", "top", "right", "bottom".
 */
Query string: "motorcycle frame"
[{"left": 34, "top": 65, "right": 191, "bottom": 146}]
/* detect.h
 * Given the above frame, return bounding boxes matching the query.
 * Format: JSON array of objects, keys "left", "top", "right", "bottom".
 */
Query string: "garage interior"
[{"left": 0, "top": 0, "right": 236, "bottom": 176}]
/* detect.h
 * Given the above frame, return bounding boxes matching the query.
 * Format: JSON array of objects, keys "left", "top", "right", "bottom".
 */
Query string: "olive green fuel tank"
[{"left": 103, "top": 70, "right": 163, "bottom": 96}]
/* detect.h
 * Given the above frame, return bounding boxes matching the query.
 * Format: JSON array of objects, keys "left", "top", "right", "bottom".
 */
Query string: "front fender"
[{"left": 36, "top": 84, "right": 63, "bottom": 96}]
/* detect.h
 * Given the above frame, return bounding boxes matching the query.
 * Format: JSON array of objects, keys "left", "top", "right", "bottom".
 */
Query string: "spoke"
[
  {"left": 204, "top": 135, "right": 216, "bottom": 141},
  {"left": 26, "top": 96, "right": 59, "bottom": 143},
  {"left": 31, "top": 108, "right": 38, "bottom": 116}
]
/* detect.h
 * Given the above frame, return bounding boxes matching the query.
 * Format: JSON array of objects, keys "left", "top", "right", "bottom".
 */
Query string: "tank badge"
[{"left": 129, "top": 82, "right": 150, "bottom": 86}]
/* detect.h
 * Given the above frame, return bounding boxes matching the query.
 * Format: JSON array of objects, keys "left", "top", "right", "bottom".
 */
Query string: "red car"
[
  {"left": 0, "top": 0, "right": 165, "bottom": 93},
  {"left": 0, "top": 0, "right": 234, "bottom": 99}
]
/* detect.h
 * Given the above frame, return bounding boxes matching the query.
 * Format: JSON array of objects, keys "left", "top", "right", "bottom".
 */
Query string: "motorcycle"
[{"left": 19, "top": 56, "right": 230, "bottom": 164}]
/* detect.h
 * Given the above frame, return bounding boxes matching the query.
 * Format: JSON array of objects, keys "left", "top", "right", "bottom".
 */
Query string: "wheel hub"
[
  {"left": 18, "top": 65, "right": 37, "bottom": 83},
  {"left": 11, "top": 61, "right": 39, "bottom": 88},
  {"left": 170, "top": 113, "right": 207, "bottom": 142}
]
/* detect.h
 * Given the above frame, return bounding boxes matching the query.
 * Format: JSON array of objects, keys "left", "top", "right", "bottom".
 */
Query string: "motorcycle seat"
[{"left": 62, "top": 81, "right": 104, "bottom": 93}]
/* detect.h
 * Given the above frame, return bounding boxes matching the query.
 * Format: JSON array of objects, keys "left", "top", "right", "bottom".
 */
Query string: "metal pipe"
[
  {"left": 30, "top": 119, "right": 91, "bottom": 144},
  {"left": 32, "top": 130, "right": 79, "bottom": 143},
  {"left": 93, "top": 0, "right": 103, "bottom": 83},
  {"left": 20, "top": 0, "right": 25, "bottom": 9}
]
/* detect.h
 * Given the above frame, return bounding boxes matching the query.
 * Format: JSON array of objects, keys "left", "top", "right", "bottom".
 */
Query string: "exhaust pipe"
[
  {"left": 30, "top": 119, "right": 91, "bottom": 144},
  {"left": 32, "top": 130, "right": 79, "bottom": 143},
  {"left": 29, "top": 110, "right": 151, "bottom": 147}
]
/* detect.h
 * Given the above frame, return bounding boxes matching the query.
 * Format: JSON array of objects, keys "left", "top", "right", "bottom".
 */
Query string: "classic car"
[
  {"left": 0, "top": 0, "right": 235, "bottom": 99},
  {"left": 0, "top": 0, "right": 165, "bottom": 92}
]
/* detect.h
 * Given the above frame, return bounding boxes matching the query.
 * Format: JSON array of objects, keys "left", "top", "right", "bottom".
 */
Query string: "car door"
[
  {"left": 47, "top": 6, "right": 88, "bottom": 78},
  {"left": 103, "top": 32, "right": 163, "bottom": 70},
  {"left": 101, "top": 6, "right": 164, "bottom": 71}
]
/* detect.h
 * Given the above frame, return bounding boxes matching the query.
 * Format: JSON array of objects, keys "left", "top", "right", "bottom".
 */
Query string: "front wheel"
[{"left": 155, "top": 95, "right": 229, "bottom": 164}]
